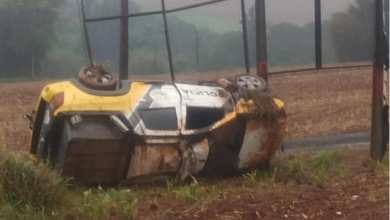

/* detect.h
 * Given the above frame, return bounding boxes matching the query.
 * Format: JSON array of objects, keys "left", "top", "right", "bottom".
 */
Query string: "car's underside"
[{"left": 28, "top": 73, "right": 286, "bottom": 186}]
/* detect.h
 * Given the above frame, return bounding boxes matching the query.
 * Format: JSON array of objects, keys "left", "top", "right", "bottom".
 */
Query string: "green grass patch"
[
  {"left": 0, "top": 145, "right": 140, "bottom": 219},
  {"left": 165, "top": 176, "right": 223, "bottom": 202},
  {"left": 241, "top": 149, "right": 346, "bottom": 186},
  {"left": 371, "top": 150, "right": 389, "bottom": 175},
  {"left": 79, "top": 188, "right": 138, "bottom": 219},
  {"left": 0, "top": 146, "right": 71, "bottom": 218}
]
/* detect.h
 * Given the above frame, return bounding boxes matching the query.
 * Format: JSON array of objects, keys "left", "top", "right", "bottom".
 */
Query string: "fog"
[{"left": 135, "top": 0, "right": 355, "bottom": 27}]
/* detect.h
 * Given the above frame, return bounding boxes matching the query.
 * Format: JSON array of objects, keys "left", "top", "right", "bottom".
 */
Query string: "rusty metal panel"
[
  {"left": 126, "top": 144, "right": 181, "bottom": 179},
  {"left": 63, "top": 140, "right": 130, "bottom": 185},
  {"left": 238, "top": 115, "right": 287, "bottom": 169},
  {"left": 246, "top": 116, "right": 287, "bottom": 169},
  {"left": 238, "top": 120, "right": 268, "bottom": 169},
  {"left": 177, "top": 139, "right": 210, "bottom": 180},
  {"left": 191, "top": 139, "right": 210, "bottom": 172}
]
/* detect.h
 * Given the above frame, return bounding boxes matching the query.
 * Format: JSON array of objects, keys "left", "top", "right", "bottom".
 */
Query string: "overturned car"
[
  {"left": 28, "top": 69, "right": 286, "bottom": 185},
  {"left": 27, "top": 0, "right": 287, "bottom": 186}
]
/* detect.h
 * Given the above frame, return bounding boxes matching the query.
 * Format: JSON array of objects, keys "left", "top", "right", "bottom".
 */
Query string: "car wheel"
[
  {"left": 50, "top": 121, "right": 70, "bottom": 174},
  {"left": 233, "top": 74, "right": 267, "bottom": 91},
  {"left": 78, "top": 66, "right": 117, "bottom": 90}
]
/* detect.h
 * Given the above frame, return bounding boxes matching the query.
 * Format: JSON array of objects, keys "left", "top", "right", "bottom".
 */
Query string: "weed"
[
  {"left": 373, "top": 160, "right": 389, "bottom": 174},
  {"left": 0, "top": 147, "right": 70, "bottom": 214},
  {"left": 243, "top": 170, "right": 259, "bottom": 182},
  {"left": 311, "top": 150, "right": 345, "bottom": 184},
  {"left": 172, "top": 178, "right": 205, "bottom": 201},
  {"left": 288, "top": 158, "right": 303, "bottom": 176},
  {"left": 270, "top": 167, "right": 279, "bottom": 181},
  {"left": 82, "top": 189, "right": 93, "bottom": 218},
  {"left": 188, "top": 174, "right": 199, "bottom": 185},
  {"left": 110, "top": 189, "right": 138, "bottom": 218},
  {"left": 148, "top": 188, "right": 164, "bottom": 199},
  {"left": 173, "top": 183, "right": 205, "bottom": 201},
  {"left": 207, "top": 186, "right": 221, "bottom": 201},
  {"left": 0, "top": 204, "right": 18, "bottom": 219},
  {"left": 123, "top": 199, "right": 138, "bottom": 219},
  {"left": 313, "top": 151, "right": 330, "bottom": 179},
  {"left": 372, "top": 151, "right": 389, "bottom": 174},
  {"left": 165, "top": 179, "right": 176, "bottom": 191},
  {"left": 79, "top": 188, "right": 139, "bottom": 219}
]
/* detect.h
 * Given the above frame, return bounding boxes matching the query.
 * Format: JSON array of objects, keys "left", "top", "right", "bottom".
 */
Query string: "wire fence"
[{"left": 79, "top": 0, "right": 383, "bottom": 79}]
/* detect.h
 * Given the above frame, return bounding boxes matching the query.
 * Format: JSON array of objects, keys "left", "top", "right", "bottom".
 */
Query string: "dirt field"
[
  {"left": 0, "top": 67, "right": 387, "bottom": 219},
  {"left": 133, "top": 147, "right": 388, "bottom": 220},
  {"left": 0, "top": 67, "right": 372, "bottom": 150}
]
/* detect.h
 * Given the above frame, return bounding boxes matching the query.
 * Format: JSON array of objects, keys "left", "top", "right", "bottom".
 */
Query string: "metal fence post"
[
  {"left": 241, "top": 0, "right": 250, "bottom": 74},
  {"left": 371, "top": 0, "right": 386, "bottom": 160},
  {"left": 161, "top": 0, "right": 175, "bottom": 82},
  {"left": 255, "top": 0, "right": 268, "bottom": 82},
  {"left": 119, "top": 0, "right": 129, "bottom": 80},
  {"left": 80, "top": 0, "right": 93, "bottom": 66},
  {"left": 314, "top": 0, "right": 322, "bottom": 69}
]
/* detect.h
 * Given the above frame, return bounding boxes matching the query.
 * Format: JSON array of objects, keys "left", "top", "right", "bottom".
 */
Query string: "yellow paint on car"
[
  {"left": 40, "top": 81, "right": 75, "bottom": 103},
  {"left": 273, "top": 98, "right": 284, "bottom": 110},
  {"left": 30, "top": 154, "right": 38, "bottom": 163},
  {"left": 212, "top": 111, "right": 237, "bottom": 129},
  {"left": 235, "top": 98, "right": 284, "bottom": 114},
  {"left": 213, "top": 97, "right": 284, "bottom": 129},
  {"left": 39, "top": 81, "right": 149, "bottom": 116}
]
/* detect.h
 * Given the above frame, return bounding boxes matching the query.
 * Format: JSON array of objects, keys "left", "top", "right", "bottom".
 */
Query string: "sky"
[{"left": 132, "top": 0, "right": 356, "bottom": 27}]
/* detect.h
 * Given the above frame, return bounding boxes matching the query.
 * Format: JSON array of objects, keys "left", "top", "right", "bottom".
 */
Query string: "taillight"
[{"left": 50, "top": 92, "right": 64, "bottom": 112}]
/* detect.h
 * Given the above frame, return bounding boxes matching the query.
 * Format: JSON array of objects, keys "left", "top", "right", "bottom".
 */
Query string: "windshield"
[{"left": 80, "top": 0, "right": 252, "bottom": 83}]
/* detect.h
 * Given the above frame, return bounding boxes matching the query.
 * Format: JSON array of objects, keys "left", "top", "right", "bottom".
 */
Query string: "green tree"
[
  {"left": 267, "top": 23, "right": 315, "bottom": 67},
  {"left": 40, "top": 0, "right": 86, "bottom": 78},
  {"left": 0, "top": 0, "right": 62, "bottom": 77},
  {"left": 201, "top": 31, "right": 245, "bottom": 71},
  {"left": 245, "top": 5, "right": 316, "bottom": 68},
  {"left": 327, "top": 0, "right": 388, "bottom": 62}
]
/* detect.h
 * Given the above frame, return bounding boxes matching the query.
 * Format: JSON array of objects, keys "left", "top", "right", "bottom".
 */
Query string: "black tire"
[
  {"left": 50, "top": 121, "right": 70, "bottom": 174},
  {"left": 78, "top": 67, "right": 117, "bottom": 91},
  {"left": 232, "top": 74, "right": 268, "bottom": 92}
]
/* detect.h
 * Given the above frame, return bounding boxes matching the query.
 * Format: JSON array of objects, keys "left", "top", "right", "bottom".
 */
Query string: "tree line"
[{"left": 0, "top": 0, "right": 387, "bottom": 78}]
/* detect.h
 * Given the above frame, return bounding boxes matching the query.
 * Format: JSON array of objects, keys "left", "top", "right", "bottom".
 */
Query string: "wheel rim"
[
  {"left": 236, "top": 75, "right": 263, "bottom": 90},
  {"left": 85, "top": 70, "right": 112, "bottom": 83}
]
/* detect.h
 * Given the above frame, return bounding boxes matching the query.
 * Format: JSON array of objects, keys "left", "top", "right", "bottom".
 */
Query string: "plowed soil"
[
  {"left": 0, "top": 67, "right": 388, "bottom": 219},
  {"left": 0, "top": 67, "right": 372, "bottom": 150},
  {"left": 133, "top": 147, "right": 388, "bottom": 220}
]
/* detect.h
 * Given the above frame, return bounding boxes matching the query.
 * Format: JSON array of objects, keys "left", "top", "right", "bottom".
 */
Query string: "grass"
[
  {"left": 0, "top": 147, "right": 71, "bottom": 217},
  {"left": 0, "top": 141, "right": 385, "bottom": 219},
  {"left": 311, "top": 150, "right": 346, "bottom": 183},
  {"left": 80, "top": 188, "right": 138, "bottom": 219},
  {"left": 0, "top": 145, "right": 140, "bottom": 220},
  {"left": 165, "top": 176, "right": 222, "bottom": 202},
  {"left": 242, "top": 170, "right": 259, "bottom": 182},
  {"left": 241, "top": 149, "right": 347, "bottom": 187},
  {"left": 371, "top": 150, "right": 389, "bottom": 176}
]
